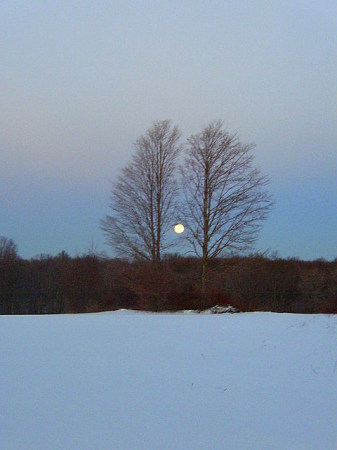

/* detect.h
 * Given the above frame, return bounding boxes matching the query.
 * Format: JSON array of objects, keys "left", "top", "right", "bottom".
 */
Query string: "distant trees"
[
  {"left": 1, "top": 253, "right": 336, "bottom": 314},
  {"left": 0, "top": 236, "right": 18, "bottom": 261},
  {"left": 101, "top": 120, "right": 181, "bottom": 267},
  {"left": 180, "top": 121, "right": 273, "bottom": 293},
  {"left": 0, "top": 237, "right": 19, "bottom": 314}
]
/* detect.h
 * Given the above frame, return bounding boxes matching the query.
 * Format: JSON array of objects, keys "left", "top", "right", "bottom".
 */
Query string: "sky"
[{"left": 1, "top": 0, "right": 336, "bottom": 260}]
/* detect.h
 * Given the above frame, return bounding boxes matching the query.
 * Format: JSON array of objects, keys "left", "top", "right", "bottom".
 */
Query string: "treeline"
[{"left": 1, "top": 251, "right": 336, "bottom": 314}]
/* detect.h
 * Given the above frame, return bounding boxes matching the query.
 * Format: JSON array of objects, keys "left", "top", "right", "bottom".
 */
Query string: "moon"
[{"left": 174, "top": 224, "right": 185, "bottom": 234}]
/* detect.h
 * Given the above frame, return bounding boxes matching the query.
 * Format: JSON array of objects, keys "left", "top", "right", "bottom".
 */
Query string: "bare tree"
[
  {"left": 101, "top": 120, "right": 181, "bottom": 267},
  {"left": 180, "top": 121, "right": 273, "bottom": 293},
  {"left": 0, "top": 236, "right": 18, "bottom": 261}
]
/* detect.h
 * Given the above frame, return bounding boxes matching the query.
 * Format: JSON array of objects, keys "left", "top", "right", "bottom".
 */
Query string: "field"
[{"left": 1, "top": 311, "right": 337, "bottom": 449}]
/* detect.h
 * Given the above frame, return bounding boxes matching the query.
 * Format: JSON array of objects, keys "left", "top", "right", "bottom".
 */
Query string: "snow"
[{"left": 1, "top": 311, "right": 337, "bottom": 450}]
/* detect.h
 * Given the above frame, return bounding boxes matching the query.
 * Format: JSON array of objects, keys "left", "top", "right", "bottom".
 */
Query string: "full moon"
[{"left": 174, "top": 224, "right": 185, "bottom": 234}]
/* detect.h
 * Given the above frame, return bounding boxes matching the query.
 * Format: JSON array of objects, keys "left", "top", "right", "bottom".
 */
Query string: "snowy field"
[{"left": 1, "top": 311, "right": 337, "bottom": 450}]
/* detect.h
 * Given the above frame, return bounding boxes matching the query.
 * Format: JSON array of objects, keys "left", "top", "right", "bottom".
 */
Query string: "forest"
[{"left": 1, "top": 246, "right": 336, "bottom": 315}]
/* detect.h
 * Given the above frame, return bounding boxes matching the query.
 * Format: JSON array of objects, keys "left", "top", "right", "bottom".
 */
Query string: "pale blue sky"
[{"left": 1, "top": 1, "right": 336, "bottom": 259}]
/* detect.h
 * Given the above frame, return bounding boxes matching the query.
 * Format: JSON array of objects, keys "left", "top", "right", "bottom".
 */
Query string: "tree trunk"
[
  {"left": 201, "top": 257, "right": 208, "bottom": 304},
  {"left": 201, "top": 157, "right": 209, "bottom": 302}
]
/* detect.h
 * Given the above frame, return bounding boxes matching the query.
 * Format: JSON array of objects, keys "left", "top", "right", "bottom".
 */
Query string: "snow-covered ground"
[{"left": 1, "top": 311, "right": 337, "bottom": 450}]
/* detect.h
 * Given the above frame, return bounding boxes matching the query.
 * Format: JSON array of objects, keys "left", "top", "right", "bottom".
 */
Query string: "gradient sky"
[{"left": 1, "top": 1, "right": 336, "bottom": 260}]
